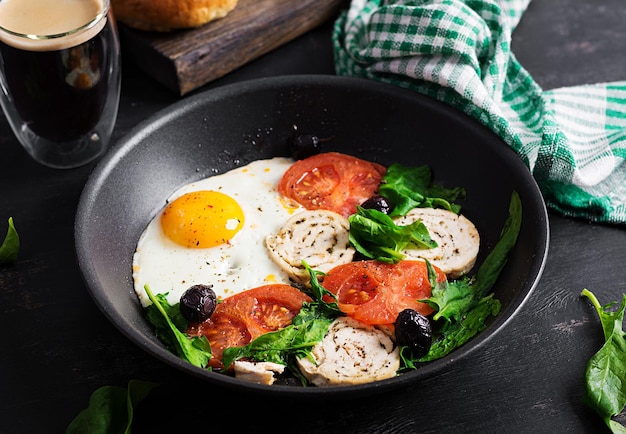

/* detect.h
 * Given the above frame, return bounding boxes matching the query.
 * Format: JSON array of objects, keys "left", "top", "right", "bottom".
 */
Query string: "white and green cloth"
[{"left": 333, "top": 0, "right": 626, "bottom": 224}]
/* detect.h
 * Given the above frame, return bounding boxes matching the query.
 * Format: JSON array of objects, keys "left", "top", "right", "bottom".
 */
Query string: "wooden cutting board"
[{"left": 117, "top": 0, "right": 347, "bottom": 95}]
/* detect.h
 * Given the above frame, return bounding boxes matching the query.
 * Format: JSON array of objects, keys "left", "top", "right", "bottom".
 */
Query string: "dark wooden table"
[{"left": 1, "top": 1, "right": 625, "bottom": 432}]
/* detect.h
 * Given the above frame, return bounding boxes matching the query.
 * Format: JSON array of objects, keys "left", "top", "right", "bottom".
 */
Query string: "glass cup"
[{"left": 0, "top": 0, "right": 121, "bottom": 169}]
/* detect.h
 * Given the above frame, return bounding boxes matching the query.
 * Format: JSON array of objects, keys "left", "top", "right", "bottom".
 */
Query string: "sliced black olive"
[
  {"left": 360, "top": 195, "right": 392, "bottom": 214},
  {"left": 394, "top": 308, "right": 432, "bottom": 357},
  {"left": 179, "top": 284, "right": 217, "bottom": 323},
  {"left": 289, "top": 134, "right": 321, "bottom": 160}
]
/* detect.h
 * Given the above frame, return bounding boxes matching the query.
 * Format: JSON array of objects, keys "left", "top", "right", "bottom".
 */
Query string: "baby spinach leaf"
[
  {"left": 300, "top": 261, "right": 343, "bottom": 317},
  {"left": 471, "top": 191, "right": 523, "bottom": 302},
  {"left": 348, "top": 162, "right": 466, "bottom": 264},
  {"left": 581, "top": 289, "right": 626, "bottom": 433},
  {"left": 221, "top": 302, "right": 335, "bottom": 369},
  {"left": 403, "top": 191, "right": 521, "bottom": 365},
  {"left": 348, "top": 206, "right": 437, "bottom": 264},
  {"left": 0, "top": 217, "right": 19, "bottom": 264},
  {"left": 398, "top": 294, "right": 500, "bottom": 369},
  {"left": 426, "top": 276, "right": 475, "bottom": 323},
  {"left": 143, "top": 285, "right": 212, "bottom": 369},
  {"left": 420, "top": 294, "right": 501, "bottom": 362},
  {"left": 66, "top": 380, "right": 157, "bottom": 434},
  {"left": 222, "top": 262, "right": 341, "bottom": 373},
  {"left": 378, "top": 163, "right": 465, "bottom": 216},
  {"left": 422, "top": 191, "right": 522, "bottom": 324},
  {"left": 144, "top": 291, "right": 188, "bottom": 339}
]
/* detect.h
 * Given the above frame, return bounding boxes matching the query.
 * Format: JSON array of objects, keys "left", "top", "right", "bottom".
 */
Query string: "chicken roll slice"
[
  {"left": 393, "top": 207, "right": 479, "bottom": 279},
  {"left": 297, "top": 317, "right": 400, "bottom": 386},
  {"left": 265, "top": 210, "right": 355, "bottom": 283},
  {"left": 233, "top": 361, "right": 285, "bottom": 385}
]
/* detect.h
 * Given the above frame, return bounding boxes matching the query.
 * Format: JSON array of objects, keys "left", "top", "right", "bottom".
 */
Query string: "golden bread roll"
[{"left": 111, "top": 0, "right": 239, "bottom": 32}]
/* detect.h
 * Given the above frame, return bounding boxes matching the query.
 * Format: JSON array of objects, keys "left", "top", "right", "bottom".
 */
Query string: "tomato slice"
[
  {"left": 187, "top": 284, "right": 311, "bottom": 369},
  {"left": 190, "top": 312, "right": 250, "bottom": 369},
  {"left": 278, "top": 152, "right": 386, "bottom": 218},
  {"left": 322, "top": 260, "right": 446, "bottom": 325}
]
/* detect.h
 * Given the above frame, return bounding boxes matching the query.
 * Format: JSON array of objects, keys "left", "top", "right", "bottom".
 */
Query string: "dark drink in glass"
[{"left": 0, "top": 0, "right": 121, "bottom": 168}]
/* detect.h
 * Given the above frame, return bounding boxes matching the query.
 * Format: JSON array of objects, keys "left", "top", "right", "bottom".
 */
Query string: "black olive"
[
  {"left": 360, "top": 195, "right": 392, "bottom": 214},
  {"left": 179, "top": 284, "right": 217, "bottom": 323},
  {"left": 394, "top": 308, "right": 432, "bottom": 357},
  {"left": 289, "top": 134, "right": 321, "bottom": 160}
]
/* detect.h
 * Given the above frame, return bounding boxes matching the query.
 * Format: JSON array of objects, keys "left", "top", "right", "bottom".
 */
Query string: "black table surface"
[{"left": 2, "top": 1, "right": 626, "bottom": 433}]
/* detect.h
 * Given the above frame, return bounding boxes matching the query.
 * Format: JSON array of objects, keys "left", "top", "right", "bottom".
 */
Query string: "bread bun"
[{"left": 111, "top": 0, "right": 239, "bottom": 32}]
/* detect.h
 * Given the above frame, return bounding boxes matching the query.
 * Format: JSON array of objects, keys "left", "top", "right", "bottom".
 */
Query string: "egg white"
[{"left": 132, "top": 157, "right": 303, "bottom": 307}]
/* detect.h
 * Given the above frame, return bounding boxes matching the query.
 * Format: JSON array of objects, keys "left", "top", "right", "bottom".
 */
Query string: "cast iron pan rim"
[{"left": 75, "top": 74, "right": 549, "bottom": 398}]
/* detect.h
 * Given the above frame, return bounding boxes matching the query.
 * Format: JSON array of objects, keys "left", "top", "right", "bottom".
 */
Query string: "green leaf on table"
[
  {"left": 143, "top": 285, "right": 212, "bottom": 368},
  {"left": 0, "top": 217, "right": 19, "bottom": 264},
  {"left": 581, "top": 289, "right": 626, "bottom": 434},
  {"left": 66, "top": 380, "right": 158, "bottom": 434}
]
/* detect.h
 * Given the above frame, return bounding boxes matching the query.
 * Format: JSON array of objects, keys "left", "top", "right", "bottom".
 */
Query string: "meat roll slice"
[
  {"left": 297, "top": 317, "right": 400, "bottom": 386},
  {"left": 265, "top": 210, "right": 355, "bottom": 283},
  {"left": 394, "top": 208, "right": 479, "bottom": 279}
]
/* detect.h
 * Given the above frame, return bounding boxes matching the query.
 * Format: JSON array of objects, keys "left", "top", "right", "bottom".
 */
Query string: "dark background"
[{"left": 1, "top": 1, "right": 626, "bottom": 432}]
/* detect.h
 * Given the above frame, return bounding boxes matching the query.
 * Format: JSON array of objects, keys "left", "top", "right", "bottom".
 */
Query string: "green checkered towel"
[{"left": 333, "top": 0, "right": 626, "bottom": 224}]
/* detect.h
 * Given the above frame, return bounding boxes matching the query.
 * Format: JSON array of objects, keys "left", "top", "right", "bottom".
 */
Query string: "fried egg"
[{"left": 132, "top": 157, "right": 303, "bottom": 307}]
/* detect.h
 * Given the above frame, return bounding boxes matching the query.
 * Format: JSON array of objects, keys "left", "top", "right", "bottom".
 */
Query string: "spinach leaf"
[
  {"left": 423, "top": 191, "right": 522, "bottom": 324},
  {"left": 426, "top": 275, "right": 475, "bottom": 323},
  {"left": 398, "top": 294, "right": 500, "bottom": 369},
  {"left": 471, "top": 190, "right": 523, "bottom": 301},
  {"left": 406, "top": 191, "right": 521, "bottom": 364},
  {"left": 378, "top": 163, "right": 465, "bottom": 216},
  {"left": 143, "top": 285, "right": 212, "bottom": 368},
  {"left": 348, "top": 206, "right": 437, "bottom": 264},
  {"left": 419, "top": 294, "right": 501, "bottom": 362},
  {"left": 299, "top": 261, "right": 344, "bottom": 317},
  {"left": 221, "top": 302, "right": 335, "bottom": 369},
  {"left": 66, "top": 380, "right": 157, "bottom": 434},
  {"left": 581, "top": 289, "right": 626, "bottom": 433},
  {"left": 348, "top": 162, "right": 465, "bottom": 264},
  {"left": 0, "top": 217, "right": 19, "bottom": 264},
  {"left": 221, "top": 261, "right": 340, "bottom": 373}
]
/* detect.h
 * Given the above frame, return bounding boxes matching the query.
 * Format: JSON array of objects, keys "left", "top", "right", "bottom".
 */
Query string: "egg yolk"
[{"left": 160, "top": 190, "right": 244, "bottom": 248}]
